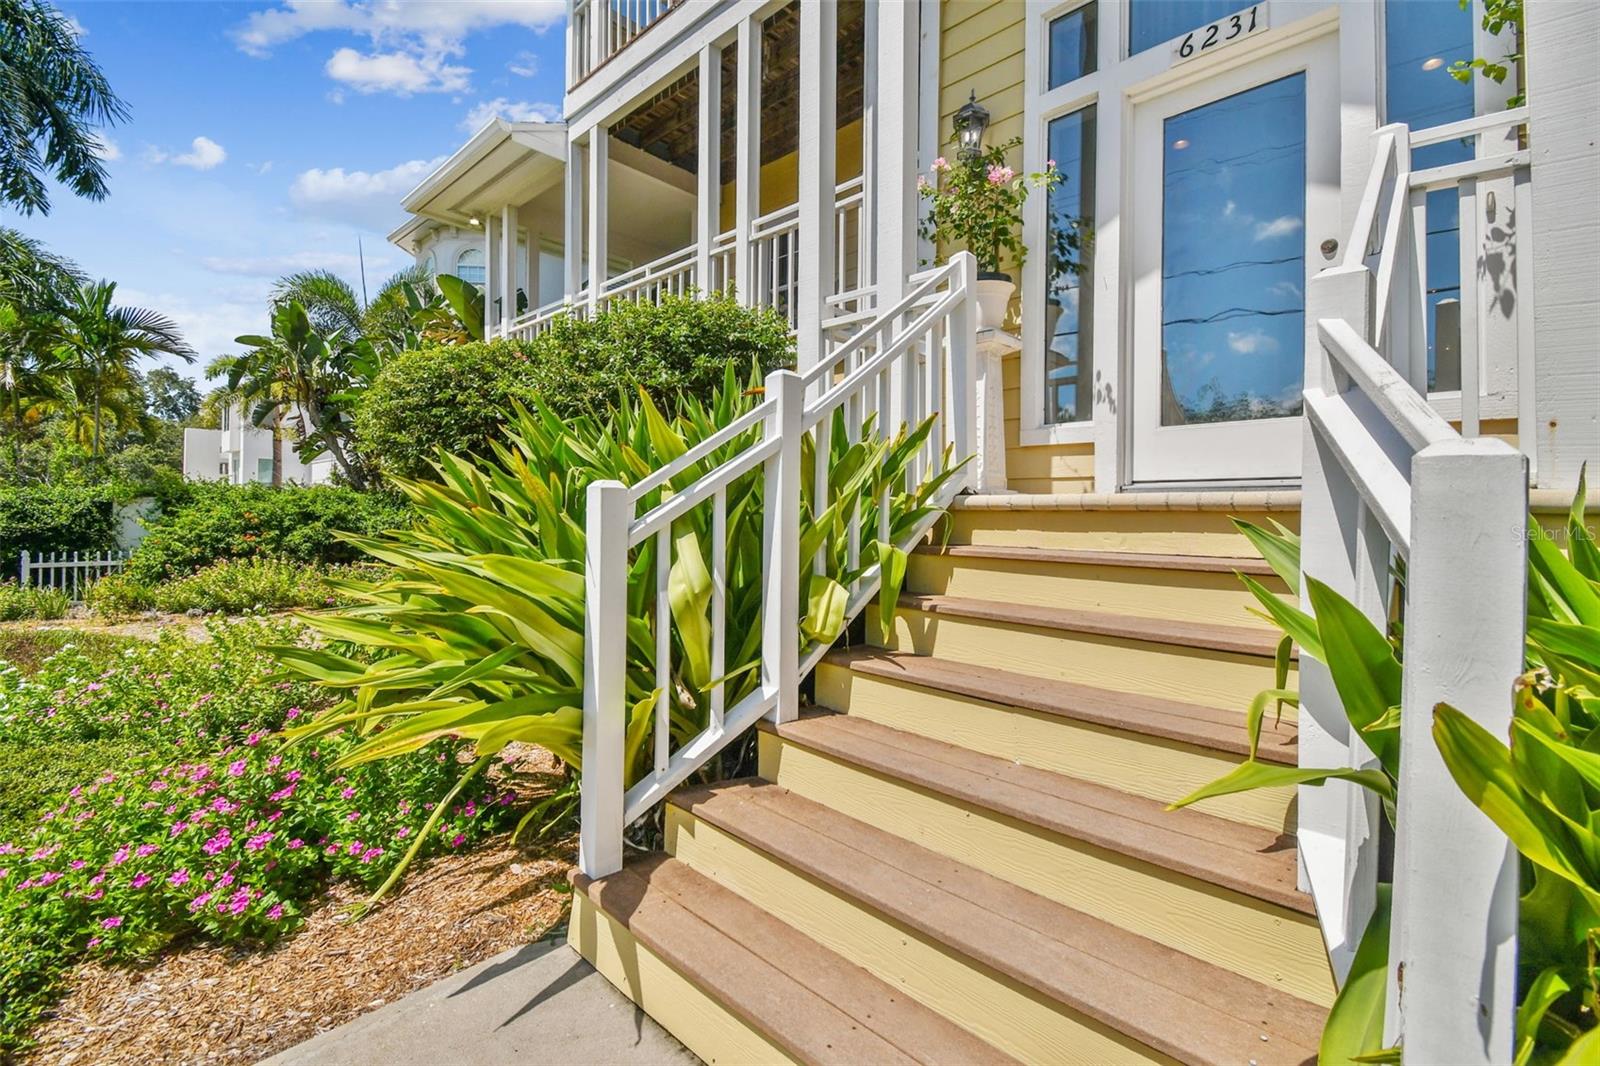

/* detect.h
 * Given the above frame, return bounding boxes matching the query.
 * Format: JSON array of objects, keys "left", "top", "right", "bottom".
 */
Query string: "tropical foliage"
[
  {"left": 0, "top": 0, "right": 127, "bottom": 216},
  {"left": 1171, "top": 484, "right": 1600, "bottom": 1063},
  {"left": 918, "top": 138, "right": 1060, "bottom": 275},
  {"left": 272, "top": 365, "right": 958, "bottom": 900}
]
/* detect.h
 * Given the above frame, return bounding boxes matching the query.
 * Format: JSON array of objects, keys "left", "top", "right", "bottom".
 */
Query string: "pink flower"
[
  {"left": 285, "top": 706, "right": 302, "bottom": 721},
  {"left": 340, "top": 787, "right": 356, "bottom": 800},
  {"left": 266, "top": 754, "right": 282, "bottom": 770},
  {"left": 189, "top": 891, "right": 212, "bottom": 911},
  {"left": 131, "top": 872, "right": 152, "bottom": 889},
  {"left": 69, "top": 859, "right": 87, "bottom": 870},
  {"left": 287, "top": 838, "right": 304, "bottom": 850},
  {"left": 917, "top": 174, "right": 931, "bottom": 191},
  {"left": 267, "top": 904, "right": 284, "bottom": 921},
  {"left": 169, "top": 869, "right": 191, "bottom": 887},
  {"left": 227, "top": 888, "right": 251, "bottom": 916},
  {"left": 347, "top": 841, "right": 363, "bottom": 855},
  {"left": 245, "top": 832, "right": 274, "bottom": 852},
  {"left": 346, "top": 811, "right": 360, "bottom": 822},
  {"left": 202, "top": 830, "right": 232, "bottom": 856},
  {"left": 110, "top": 846, "right": 129, "bottom": 866},
  {"left": 285, "top": 770, "right": 302, "bottom": 783},
  {"left": 932, "top": 156, "right": 950, "bottom": 172},
  {"left": 86, "top": 936, "right": 102, "bottom": 949},
  {"left": 450, "top": 833, "right": 466, "bottom": 848},
  {"left": 1046, "top": 158, "right": 1056, "bottom": 169},
  {"left": 245, "top": 732, "right": 264, "bottom": 747},
  {"left": 226, "top": 759, "right": 247, "bottom": 779},
  {"left": 169, "top": 821, "right": 189, "bottom": 838},
  {"left": 36, "top": 871, "right": 62, "bottom": 887},
  {"left": 395, "top": 827, "right": 411, "bottom": 840},
  {"left": 135, "top": 843, "right": 159, "bottom": 858},
  {"left": 269, "top": 784, "right": 296, "bottom": 802},
  {"left": 361, "top": 846, "right": 383, "bottom": 863},
  {"left": 463, "top": 801, "right": 477, "bottom": 817},
  {"left": 101, "top": 916, "right": 123, "bottom": 929}
]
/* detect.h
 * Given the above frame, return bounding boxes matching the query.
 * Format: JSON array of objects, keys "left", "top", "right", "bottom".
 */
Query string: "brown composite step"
[
  {"left": 821, "top": 647, "right": 1299, "bottom": 765},
  {"left": 672, "top": 780, "right": 1325, "bottom": 1066},
  {"left": 763, "top": 711, "right": 1311, "bottom": 915},
  {"left": 571, "top": 854, "right": 1014, "bottom": 1065},
  {"left": 917, "top": 542, "right": 1281, "bottom": 577},
  {"left": 896, "top": 593, "right": 1293, "bottom": 659}
]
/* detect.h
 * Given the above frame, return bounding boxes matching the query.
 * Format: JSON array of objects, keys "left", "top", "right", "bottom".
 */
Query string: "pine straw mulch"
[{"left": 21, "top": 809, "right": 577, "bottom": 1065}]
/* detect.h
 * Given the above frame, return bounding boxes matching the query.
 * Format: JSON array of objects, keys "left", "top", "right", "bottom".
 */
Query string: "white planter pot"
[{"left": 975, "top": 277, "right": 1016, "bottom": 332}]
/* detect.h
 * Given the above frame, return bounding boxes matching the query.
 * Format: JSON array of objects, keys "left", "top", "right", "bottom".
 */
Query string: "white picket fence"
[{"left": 17, "top": 550, "right": 132, "bottom": 603}]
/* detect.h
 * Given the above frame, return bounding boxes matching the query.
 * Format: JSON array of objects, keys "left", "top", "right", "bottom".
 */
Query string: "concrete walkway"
[{"left": 263, "top": 935, "right": 699, "bottom": 1066}]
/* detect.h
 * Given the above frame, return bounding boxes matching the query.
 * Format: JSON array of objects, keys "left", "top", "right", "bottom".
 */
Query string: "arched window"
[{"left": 455, "top": 247, "right": 485, "bottom": 286}]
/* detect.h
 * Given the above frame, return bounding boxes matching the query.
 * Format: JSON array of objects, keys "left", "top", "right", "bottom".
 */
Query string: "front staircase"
[{"left": 568, "top": 492, "right": 1335, "bottom": 1065}]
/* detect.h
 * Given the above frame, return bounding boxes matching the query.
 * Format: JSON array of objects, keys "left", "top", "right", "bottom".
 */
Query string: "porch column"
[
  {"left": 696, "top": 42, "right": 722, "bottom": 295},
  {"left": 564, "top": 136, "right": 584, "bottom": 301},
  {"left": 872, "top": 0, "right": 920, "bottom": 311},
  {"left": 482, "top": 212, "right": 496, "bottom": 339},
  {"left": 525, "top": 216, "right": 541, "bottom": 313},
  {"left": 500, "top": 203, "right": 515, "bottom": 329},
  {"left": 734, "top": 13, "right": 761, "bottom": 303},
  {"left": 796, "top": 0, "right": 837, "bottom": 371},
  {"left": 588, "top": 127, "right": 609, "bottom": 307}
]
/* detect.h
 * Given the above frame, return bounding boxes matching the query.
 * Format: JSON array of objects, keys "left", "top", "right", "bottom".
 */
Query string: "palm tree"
[
  {"left": 272, "top": 270, "right": 362, "bottom": 338},
  {"left": 0, "top": 0, "right": 128, "bottom": 216},
  {"left": 52, "top": 280, "right": 194, "bottom": 457},
  {"left": 215, "top": 300, "right": 375, "bottom": 489}
]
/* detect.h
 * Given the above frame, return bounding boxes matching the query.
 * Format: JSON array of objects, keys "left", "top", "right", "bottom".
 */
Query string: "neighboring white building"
[{"left": 181, "top": 403, "right": 334, "bottom": 487}]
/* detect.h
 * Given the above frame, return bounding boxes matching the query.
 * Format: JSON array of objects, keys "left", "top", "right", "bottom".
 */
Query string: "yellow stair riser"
[
  {"left": 815, "top": 663, "right": 1295, "bottom": 833},
  {"left": 567, "top": 892, "right": 799, "bottom": 1066},
  {"left": 907, "top": 552, "right": 1288, "bottom": 628},
  {"left": 947, "top": 508, "right": 1299, "bottom": 556},
  {"left": 876, "top": 608, "right": 1295, "bottom": 712},
  {"left": 664, "top": 808, "right": 1179, "bottom": 1066},
  {"left": 758, "top": 732, "right": 1336, "bottom": 1007}
]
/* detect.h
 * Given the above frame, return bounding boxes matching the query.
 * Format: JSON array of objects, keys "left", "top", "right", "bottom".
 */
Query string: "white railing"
[
  {"left": 749, "top": 201, "right": 800, "bottom": 329},
  {"left": 1299, "top": 116, "right": 1529, "bottom": 1064},
  {"left": 579, "top": 253, "right": 978, "bottom": 877},
  {"left": 1353, "top": 108, "right": 1533, "bottom": 457},
  {"left": 18, "top": 549, "right": 131, "bottom": 602},
  {"left": 503, "top": 297, "right": 576, "bottom": 342},
  {"left": 595, "top": 244, "right": 697, "bottom": 312},
  {"left": 829, "top": 175, "right": 874, "bottom": 321},
  {"left": 570, "top": 0, "right": 680, "bottom": 87}
]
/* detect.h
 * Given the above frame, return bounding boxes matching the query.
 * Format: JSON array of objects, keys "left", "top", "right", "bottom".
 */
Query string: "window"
[
  {"left": 1043, "top": 106, "right": 1096, "bottom": 424},
  {"left": 455, "top": 247, "right": 486, "bottom": 286},
  {"left": 220, "top": 406, "right": 230, "bottom": 431},
  {"left": 256, "top": 457, "right": 275, "bottom": 484},
  {"left": 1048, "top": 3, "right": 1097, "bottom": 88},
  {"left": 1129, "top": 0, "right": 1250, "bottom": 55},
  {"left": 1384, "top": 0, "right": 1474, "bottom": 390}
]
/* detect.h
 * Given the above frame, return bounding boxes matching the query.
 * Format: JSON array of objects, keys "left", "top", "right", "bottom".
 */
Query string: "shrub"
[
  {"left": 0, "top": 629, "right": 131, "bottom": 675},
  {"left": 354, "top": 341, "right": 543, "bottom": 481},
  {"left": 0, "top": 582, "right": 70, "bottom": 622},
  {"left": 355, "top": 295, "right": 794, "bottom": 480},
  {"left": 81, "top": 571, "right": 156, "bottom": 615},
  {"left": 0, "top": 485, "right": 119, "bottom": 563},
  {"left": 87, "top": 559, "right": 383, "bottom": 618},
  {"left": 123, "top": 483, "right": 409, "bottom": 584},
  {"left": 0, "top": 737, "right": 144, "bottom": 842}
]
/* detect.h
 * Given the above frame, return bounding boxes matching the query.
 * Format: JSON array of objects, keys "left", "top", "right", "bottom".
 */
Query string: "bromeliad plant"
[
  {"left": 1171, "top": 477, "right": 1600, "bottom": 1063},
  {"left": 272, "top": 363, "right": 959, "bottom": 904}
]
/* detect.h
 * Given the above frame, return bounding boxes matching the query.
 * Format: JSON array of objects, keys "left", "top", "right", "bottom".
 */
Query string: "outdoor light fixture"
[
  {"left": 1421, "top": 56, "right": 1444, "bottom": 71},
  {"left": 953, "top": 90, "right": 991, "bottom": 160},
  {"left": 469, "top": 216, "right": 481, "bottom": 226}
]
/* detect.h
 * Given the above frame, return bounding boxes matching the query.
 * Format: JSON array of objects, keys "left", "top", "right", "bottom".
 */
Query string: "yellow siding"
[
  {"left": 718, "top": 119, "right": 865, "bottom": 230},
  {"left": 1002, "top": 350, "right": 1094, "bottom": 493}
]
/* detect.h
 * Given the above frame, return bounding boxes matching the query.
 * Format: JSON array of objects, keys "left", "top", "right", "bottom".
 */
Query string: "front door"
[{"left": 1129, "top": 35, "right": 1339, "bottom": 484}]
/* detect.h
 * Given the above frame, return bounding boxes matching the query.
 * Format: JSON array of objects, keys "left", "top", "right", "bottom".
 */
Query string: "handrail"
[
  {"left": 600, "top": 244, "right": 697, "bottom": 295},
  {"left": 1299, "top": 113, "right": 1529, "bottom": 1061},
  {"left": 579, "top": 251, "right": 979, "bottom": 873}
]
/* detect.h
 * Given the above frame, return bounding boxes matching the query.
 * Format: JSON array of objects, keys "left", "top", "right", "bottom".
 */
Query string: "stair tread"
[
  {"left": 573, "top": 854, "right": 1014, "bottom": 1066},
  {"left": 919, "top": 542, "right": 1280, "bottom": 577},
  {"left": 822, "top": 648, "right": 1299, "bottom": 765},
  {"left": 672, "top": 780, "right": 1326, "bottom": 1066},
  {"left": 897, "top": 593, "right": 1291, "bottom": 658},
  {"left": 762, "top": 711, "right": 1311, "bottom": 915}
]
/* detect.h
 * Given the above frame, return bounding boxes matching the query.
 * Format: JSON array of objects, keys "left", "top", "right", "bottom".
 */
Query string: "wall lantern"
[{"left": 953, "top": 91, "right": 991, "bottom": 160}]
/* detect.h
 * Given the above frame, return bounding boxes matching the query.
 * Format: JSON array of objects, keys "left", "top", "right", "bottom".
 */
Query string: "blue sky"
[{"left": 9, "top": 0, "right": 570, "bottom": 382}]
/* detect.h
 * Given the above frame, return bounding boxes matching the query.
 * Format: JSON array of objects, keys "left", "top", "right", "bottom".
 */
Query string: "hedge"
[{"left": 0, "top": 485, "right": 119, "bottom": 564}]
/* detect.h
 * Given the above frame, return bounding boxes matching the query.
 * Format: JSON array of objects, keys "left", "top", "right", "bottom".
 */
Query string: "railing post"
[
  {"left": 734, "top": 13, "right": 761, "bottom": 304},
  {"left": 18, "top": 550, "right": 27, "bottom": 586},
  {"left": 762, "top": 369, "right": 803, "bottom": 724},
  {"left": 695, "top": 41, "right": 720, "bottom": 295},
  {"left": 580, "top": 479, "right": 629, "bottom": 879},
  {"left": 948, "top": 252, "right": 978, "bottom": 479},
  {"left": 1387, "top": 439, "right": 1524, "bottom": 1064},
  {"left": 1298, "top": 263, "right": 1385, "bottom": 979}
]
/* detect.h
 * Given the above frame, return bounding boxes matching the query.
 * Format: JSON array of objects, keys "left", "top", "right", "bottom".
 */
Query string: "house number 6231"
[{"left": 1174, "top": 4, "right": 1268, "bottom": 63}]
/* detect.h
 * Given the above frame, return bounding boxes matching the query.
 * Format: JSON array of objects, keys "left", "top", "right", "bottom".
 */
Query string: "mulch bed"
[
  {"left": 21, "top": 834, "right": 575, "bottom": 1066},
  {"left": 19, "top": 745, "right": 578, "bottom": 1066}
]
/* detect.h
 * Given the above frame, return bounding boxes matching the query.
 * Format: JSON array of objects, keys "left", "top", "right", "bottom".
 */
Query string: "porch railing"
[
  {"left": 1299, "top": 114, "right": 1530, "bottom": 1064},
  {"left": 595, "top": 244, "right": 697, "bottom": 312},
  {"left": 570, "top": 0, "right": 681, "bottom": 87},
  {"left": 578, "top": 252, "right": 978, "bottom": 877}
]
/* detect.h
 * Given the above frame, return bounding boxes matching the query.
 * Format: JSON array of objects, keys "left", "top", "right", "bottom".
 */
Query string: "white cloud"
[
  {"left": 288, "top": 156, "right": 446, "bottom": 230},
  {"left": 461, "top": 97, "right": 562, "bottom": 132},
  {"left": 1227, "top": 329, "right": 1280, "bottom": 355},
  {"left": 234, "top": 1, "right": 563, "bottom": 96},
  {"left": 508, "top": 51, "right": 539, "bottom": 77},
  {"left": 149, "top": 136, "right": 227, "bottom": 170},
  {"left": 92, "top": 136, "right": 120, "bottom": 162},
  {"left": 1253, "top": 215, "right": 1303, "bottom": 241},
  {"left": 326, "top": 47, "right": 470, "bottom": 95},
  {"left": 120, "top": 285, "right": 274, "bottom": 363},
  {"left": 65, "top": 14, "right": 88, "bottom": 37},
  {"left": 1269, "top": 279, "right": 1303, "bottom": 300}
]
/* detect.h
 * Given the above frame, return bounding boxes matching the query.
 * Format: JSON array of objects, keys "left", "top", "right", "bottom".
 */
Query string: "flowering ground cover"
[{"left": 0, "top": 618, "right": 527, "bottom": 1055}]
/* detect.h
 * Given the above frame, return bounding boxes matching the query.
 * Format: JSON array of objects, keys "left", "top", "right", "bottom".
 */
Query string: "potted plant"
[{"left": 919, "top": 138, "right": 1059, "bottom": 330}]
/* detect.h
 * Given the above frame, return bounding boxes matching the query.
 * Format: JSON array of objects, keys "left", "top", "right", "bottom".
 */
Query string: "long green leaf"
[
  {"left": 1167, "top": 760, "right": 1394, "bottom": 810},
  {"left": 1319, "top": 885, "right": 1392, "bottom": 1066},
  {"left": 1308, "top": 577, "right": 1402, "bottom": 777}
]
